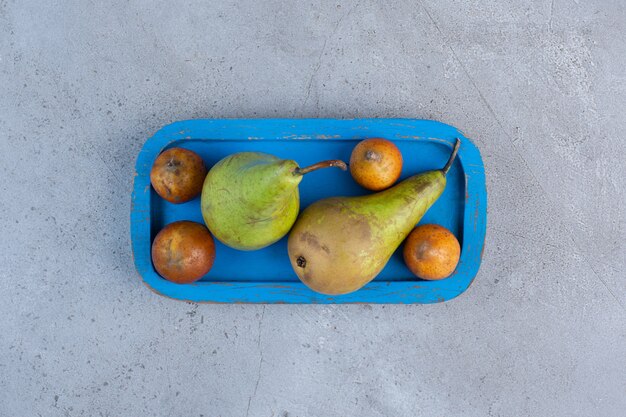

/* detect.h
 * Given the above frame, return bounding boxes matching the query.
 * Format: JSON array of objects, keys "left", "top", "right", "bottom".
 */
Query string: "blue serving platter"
[{"left": 131, "top": 119, "right": 486, "bottom": 303}]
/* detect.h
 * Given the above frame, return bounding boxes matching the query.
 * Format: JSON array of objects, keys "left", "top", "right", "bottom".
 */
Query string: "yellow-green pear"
[
  {"left": 201, "top": 152, "right": 346, "bottom": 251},
  {"left": 288, "top": 139, "right": 461, "bottom": 295}
]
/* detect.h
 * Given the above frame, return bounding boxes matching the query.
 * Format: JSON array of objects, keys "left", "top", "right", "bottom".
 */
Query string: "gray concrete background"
[{"left": 1, "top": 0, "right": 624, "bottom": 416}]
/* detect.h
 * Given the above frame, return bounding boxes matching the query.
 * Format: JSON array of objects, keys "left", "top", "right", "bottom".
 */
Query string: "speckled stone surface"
[{"left": 1, "top": 1, "right": 624, "bottom": 416}]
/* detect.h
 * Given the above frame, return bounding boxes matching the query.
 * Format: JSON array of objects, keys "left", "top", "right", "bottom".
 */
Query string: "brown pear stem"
[
  {"left": 293, "top": 159, "right": 347, "bottom": 176},
  {"left": 441, "top": 138, "right": 461, "bottom": 176}
]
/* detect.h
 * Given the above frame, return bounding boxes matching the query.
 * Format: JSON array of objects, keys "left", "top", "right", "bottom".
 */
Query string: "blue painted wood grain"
[{"left": 131, "top": 119, "right": 487, "bottom": 303}]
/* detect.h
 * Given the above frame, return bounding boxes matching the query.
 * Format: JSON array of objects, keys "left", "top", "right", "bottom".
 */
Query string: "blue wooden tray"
[{"left": 131, "top": 119, "right": 486, "bottom": 303}]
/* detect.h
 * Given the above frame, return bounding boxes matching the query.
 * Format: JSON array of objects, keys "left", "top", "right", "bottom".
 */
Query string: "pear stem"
[
  {"left": 441, "top": 138, "right": 461, "bottom": 176},
  {"left": 294, "top": 159, "right": 347, "bottom": 176}
]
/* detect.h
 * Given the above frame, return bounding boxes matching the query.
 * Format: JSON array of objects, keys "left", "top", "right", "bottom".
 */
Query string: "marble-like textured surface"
[{"left": 1, "top": 1, "right": 624, "bottom": 416}]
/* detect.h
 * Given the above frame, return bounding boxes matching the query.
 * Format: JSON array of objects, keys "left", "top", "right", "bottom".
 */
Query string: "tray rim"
[{"left": 131, "top": 118, "right": 487, "bottom": 304}]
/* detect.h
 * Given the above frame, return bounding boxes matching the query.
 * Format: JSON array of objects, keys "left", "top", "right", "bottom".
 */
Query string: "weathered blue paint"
[{"left": 131, "top": 119, "right": 487, "bottom": 303}]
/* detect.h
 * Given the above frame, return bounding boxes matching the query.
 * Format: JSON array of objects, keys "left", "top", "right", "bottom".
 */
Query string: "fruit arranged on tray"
[{"left": 149, "top": 138, "right": 462, "bottom": 295}]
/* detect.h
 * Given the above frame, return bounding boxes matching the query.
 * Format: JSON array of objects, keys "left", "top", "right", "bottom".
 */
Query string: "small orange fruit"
[
  {"left": 151, "top": 221, "right": 216, "bottom": 284},
  {"left": 403, "top": 224, "right": 460, "bottom": 280},
  {"left": 150, "top": 147, "right": 207, "bottom": 204},
  {"left": 349, "top": 138, "right": 403, "bottom": 191}
]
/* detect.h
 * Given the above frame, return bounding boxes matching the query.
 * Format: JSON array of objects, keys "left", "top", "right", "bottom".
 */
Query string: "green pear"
[
  {"left": 201, "top": 152, "right": 346, "bottom": 251},
  {"left": 288, "top": 139, "right": 461, "bottom": 295}
]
